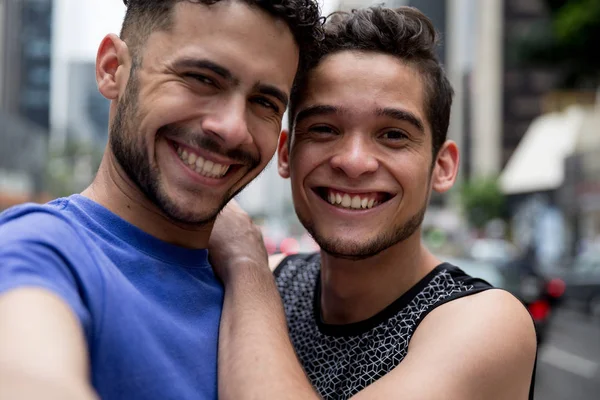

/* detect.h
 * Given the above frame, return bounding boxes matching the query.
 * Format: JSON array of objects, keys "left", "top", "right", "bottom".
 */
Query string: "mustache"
[{"left": 157, "top": 123, "right": 260, "bottom": 167}]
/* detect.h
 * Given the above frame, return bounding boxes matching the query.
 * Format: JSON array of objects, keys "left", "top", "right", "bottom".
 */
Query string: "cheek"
[
  {"left": 252, "top": 130, "right": 279, "bottom": 164},
  {"left": 140, "top": 83, "right": 208, "bottom": 129},
  {"left": 402, "top": 166, "right": 432, "bottom": 200}
]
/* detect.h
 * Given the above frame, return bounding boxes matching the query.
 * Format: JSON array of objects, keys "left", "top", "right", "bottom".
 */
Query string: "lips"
[{"left": 314, "top": 187, "right": 393, "bottom": 210}]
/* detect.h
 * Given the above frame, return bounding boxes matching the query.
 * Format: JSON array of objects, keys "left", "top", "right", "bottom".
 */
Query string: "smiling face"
[
  {"left": 106, "top": 1, "right": 299, "bottom": 225},
  {"left": 279, "top": 50, "right": 456, "bottom": 260}
]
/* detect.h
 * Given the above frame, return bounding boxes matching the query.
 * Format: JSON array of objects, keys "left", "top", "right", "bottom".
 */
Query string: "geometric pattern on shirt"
[{"left": 275, "top": 255, "right": 480, "bottom": 400}]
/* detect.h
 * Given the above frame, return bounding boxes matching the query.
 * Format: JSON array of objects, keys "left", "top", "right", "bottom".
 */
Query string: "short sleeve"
[{"left": 0, "top": 208, "right": 94, "bottom": 339}]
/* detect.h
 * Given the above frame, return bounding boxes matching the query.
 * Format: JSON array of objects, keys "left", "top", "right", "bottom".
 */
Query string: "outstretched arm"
[
  {"left": 0, "top": 289, "right": 98, "bottom": 400},
  {"left": 209, "top": 200, "right": 319, "bottom": 399}
]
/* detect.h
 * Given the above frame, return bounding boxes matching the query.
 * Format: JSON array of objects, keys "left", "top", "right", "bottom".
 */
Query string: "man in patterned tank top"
[{"left": 210, "top": 6, "right": 537, "bottom": 400}]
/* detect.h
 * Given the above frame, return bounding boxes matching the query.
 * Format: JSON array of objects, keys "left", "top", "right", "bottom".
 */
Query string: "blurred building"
[
  {"left": 562, "top": 122, "right": 600, "bottom": 255},
  {"left": 51, "top": 0, "right": 123, "bottom": 149},
  {"left": 499, "top": 102, "right": 600, "bottom": 260},
  {"left": 0, "top": 0, "right": 53, "bottom": 209},
  {"left": 64, "top": 61, "right": 110, "bottom": 146},
  {"left": 495, "top": 2, "right": 600, "bottom": 259}
]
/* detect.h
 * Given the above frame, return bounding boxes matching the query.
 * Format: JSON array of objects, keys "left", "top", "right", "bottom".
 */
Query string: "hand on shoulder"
[{"left": 208, "top": 200, "right": 270, "bottom": 284}]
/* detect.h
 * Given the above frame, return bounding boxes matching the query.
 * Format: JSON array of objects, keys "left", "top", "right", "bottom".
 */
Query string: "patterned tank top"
[{"left": 274, "top": 252, "right": 536, "bottom": 400}]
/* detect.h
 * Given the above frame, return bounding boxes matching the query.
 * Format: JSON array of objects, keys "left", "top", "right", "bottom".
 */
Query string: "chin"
[
  {"left": 155, "top": 193, "right": 225, "bottom": 226},
  {"left": 313, "top": 235, "right": 378, "bottom": 259}
]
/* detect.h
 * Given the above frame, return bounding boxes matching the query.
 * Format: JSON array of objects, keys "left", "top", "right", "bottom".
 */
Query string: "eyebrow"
[
  {"left": 376, "top": 107, "right": 425, "bottom": 134},
  {"left": 172, "top": 58, "right": 239, "bottom": 85},
  {"left": 255, "top": 84, "right": 289, "bottom": 109},
  {"left": 294, "top": 105, "right": 339, "bottom": 126}
]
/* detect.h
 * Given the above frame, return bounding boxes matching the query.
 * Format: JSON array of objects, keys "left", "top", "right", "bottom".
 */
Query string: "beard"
[
  {"left": 297, "top": 201, "right": 428, "bottom": 261},
  {"left": 108, "top": 66, "right": 260, "bottom": 225}
]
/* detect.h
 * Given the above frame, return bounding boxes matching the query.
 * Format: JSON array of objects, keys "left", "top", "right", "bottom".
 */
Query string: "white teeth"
[
  {"left": 203, "top": 160, "right": 214, "bottom": 173},
  {"left": 211, "top": 162, "right": 222, "bottom": 175},
  {"left": 341, "top": 194, "right": 351, "bottom": 208},
  {"left": 328, "top": 192, "right": 335, "bottom": 204},
  {"left": 176, "top": 146, "right": 230, "bottom": 179},
  {"left": 325, "top": 190, "right": 380, "bottom": 210}
]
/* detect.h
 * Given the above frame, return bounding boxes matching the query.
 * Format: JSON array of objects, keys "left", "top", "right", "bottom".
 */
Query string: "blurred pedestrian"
[{"left": 0, "top": 1, "right": 322, "bottom": 399}]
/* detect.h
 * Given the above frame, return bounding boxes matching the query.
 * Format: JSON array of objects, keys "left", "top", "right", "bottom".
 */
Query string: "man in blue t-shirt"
[{"left": 0, "top": 1, "right": 322, "bottom": 399}]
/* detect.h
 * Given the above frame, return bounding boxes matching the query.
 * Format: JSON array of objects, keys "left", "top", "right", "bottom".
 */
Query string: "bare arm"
[
  {"left": 350, "top": 289, "right": 537, "bottom": 400},
  {"left": 210, "top": 201, "right": 319, "bottom": 399},
  {"left": 0, "top": 289, "right": 98, "bottom": 400}
]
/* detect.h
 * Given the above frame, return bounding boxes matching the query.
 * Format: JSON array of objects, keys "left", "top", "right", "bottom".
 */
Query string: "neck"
[
  {"left": 319, "top": 232, "right": 441, "bottom": 325},
  {"left": 81, "top": 151, "right": 213, "bottom": 249}
]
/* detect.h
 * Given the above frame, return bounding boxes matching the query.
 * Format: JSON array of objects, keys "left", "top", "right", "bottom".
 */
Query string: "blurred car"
[
  {"left": 557, "top": 249, "right": 600, "bottom": 317},
  {"left": 444, "top": 256, "right": 565, "bottom": 345}
]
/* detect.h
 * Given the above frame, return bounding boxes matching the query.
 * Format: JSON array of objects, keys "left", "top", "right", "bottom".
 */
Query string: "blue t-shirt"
[{"left": 0, "top": 195, "right": 224, "bottom": 399}]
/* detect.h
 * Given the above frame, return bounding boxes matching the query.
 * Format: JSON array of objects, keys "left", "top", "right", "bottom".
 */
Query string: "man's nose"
[
  {"left": 201, "top": 95, "right": 252, "bottom": 149},
  {"left": 329, "top": 135, "right": 378, "bottom": 178}
]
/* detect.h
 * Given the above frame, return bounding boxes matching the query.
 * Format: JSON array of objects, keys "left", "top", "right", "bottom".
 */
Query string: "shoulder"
[
  {"left": 0, "top": 198, "right": 97, "bottom": 272},
  {"left": 411, "top": 289, "right": 536, "bottom": 393},
  {"left": 0, "top": 199, "right": 80, "bottom": 240},
  {"left": 0, "top": 201, "right": 99, "bottom": 337},
  {"left": 413, "top": 288, "right": 536, "bottom": 352}
]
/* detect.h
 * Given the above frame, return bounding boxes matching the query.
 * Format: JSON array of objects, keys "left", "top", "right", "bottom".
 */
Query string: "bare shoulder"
[
  {"left": 412, "top": 288, "right": 536, "bottom": 354},
  {"left": 407, "top": 288, "right": 536, "bottom": 398}
]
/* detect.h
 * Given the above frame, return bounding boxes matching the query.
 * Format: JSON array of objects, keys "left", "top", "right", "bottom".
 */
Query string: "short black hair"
[
  {"left": 121, "top": 0, "right": 323, "bottom": 68},
  {"left": 288, "top": 6, "right": 454, "bottom": 157}
]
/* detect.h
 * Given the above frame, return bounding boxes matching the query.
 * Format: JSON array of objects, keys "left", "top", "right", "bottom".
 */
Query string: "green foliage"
[
  {"left": 459, "top": 177, "right": 507, "bottom": 230},
  {"left": 515, "top": 0, "right": 600, "bottom": 88},
  {"left": 554, "top": 0, "right": 600, "bottom": 42}
]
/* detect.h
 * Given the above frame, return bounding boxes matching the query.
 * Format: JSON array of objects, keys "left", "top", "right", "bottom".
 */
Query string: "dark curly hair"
[
  {"left": 289, "top": 6, "right": 453, "bottom": 157},
  {"left": 121, "top": 0, "right": 323, "bottom": 69}
]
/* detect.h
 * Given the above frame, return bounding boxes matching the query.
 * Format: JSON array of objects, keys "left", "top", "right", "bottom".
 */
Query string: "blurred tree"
[
  {"left": 45, "top": 139, "right": 103, "bottom": 197},
  {"left": 459, "top": 177, "right": 507, "bottom": 231},
  {"left": 516, "top": 0, "right": 600, "bottom": 88}
]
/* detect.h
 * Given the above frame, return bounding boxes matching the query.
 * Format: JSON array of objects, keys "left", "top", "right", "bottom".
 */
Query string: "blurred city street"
[{"left": 536, "top": 307, "right": 600, "bottom": 400}]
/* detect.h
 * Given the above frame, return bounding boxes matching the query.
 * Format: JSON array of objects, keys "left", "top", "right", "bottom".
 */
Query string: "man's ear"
[
  {"left": 277, "top": 130, "right": 291, "bottom": 179},
  {"left": 96, "top": 33, "right": 131, "bottom": 101},
  {"left": 431, "top": 140, "right": 460, "bottom": 193}
]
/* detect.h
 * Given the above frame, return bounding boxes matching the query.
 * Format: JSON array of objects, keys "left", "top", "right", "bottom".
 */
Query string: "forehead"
[
  {"left": 141, "top": 1, "right": 299, "bottom": 87},
  {"left": 299, "top": 51, "right": 429, "bottom": 129}
]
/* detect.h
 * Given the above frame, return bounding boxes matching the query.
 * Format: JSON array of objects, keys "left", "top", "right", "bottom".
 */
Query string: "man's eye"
[
  {"left": 252, "top": 97, "right": 279, "bottom": 113},
  {"left": 186, "top": 73, "right": 216, "bottom": 86},
  {"left": 381, "top": 130, "right": 408, "bottom": 140},
  {"left": 308, "top": 125, "right": 336, "bottom": 135}
]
